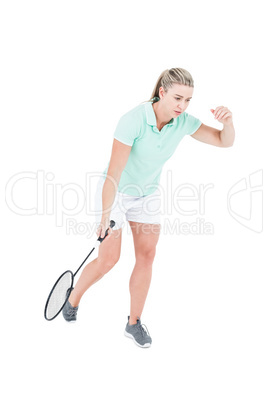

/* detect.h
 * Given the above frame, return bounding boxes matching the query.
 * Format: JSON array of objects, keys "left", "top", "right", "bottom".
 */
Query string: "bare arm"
[
  {"left": 190, "top": 106, "right": 235, "bottom": 147},
  {"left": 101, "top": 138, "right": 132, "bottom": 221},
  {"left": 190, "top": 123, "right": 223, "bottom": 147},
  {"left": 191, "top": 123, "right": 235, "bottom": 147}
]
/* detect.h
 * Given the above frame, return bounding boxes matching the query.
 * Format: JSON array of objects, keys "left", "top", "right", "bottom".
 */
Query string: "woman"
[{"left": 62, "top": 67, "right": 235, "bottom": 348}]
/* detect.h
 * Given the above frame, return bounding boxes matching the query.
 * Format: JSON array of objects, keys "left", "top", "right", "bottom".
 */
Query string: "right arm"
[{"left": 96, "top": 138, "right": 132, "bottom": 238}]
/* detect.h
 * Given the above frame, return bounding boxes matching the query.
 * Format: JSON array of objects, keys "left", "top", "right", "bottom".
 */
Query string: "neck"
[{"left": 152, "top": 101, "right": 172, "bottom": 129}]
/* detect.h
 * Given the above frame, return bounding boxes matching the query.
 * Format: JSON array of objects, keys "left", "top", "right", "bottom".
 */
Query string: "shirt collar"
[{"left": 145, "top": 99, "right": 175, "bottom": 127}]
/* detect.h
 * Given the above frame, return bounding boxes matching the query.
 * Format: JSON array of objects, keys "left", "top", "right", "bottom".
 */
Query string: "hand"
[
  {"left": 211, "top": 106, "right": 233, "bottom": 126},
  {"left": 96, "top": 217, "right": 112, "bottom": 240}
]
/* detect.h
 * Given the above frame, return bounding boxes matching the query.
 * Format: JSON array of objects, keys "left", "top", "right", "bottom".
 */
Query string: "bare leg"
[
  {"left": 129, "top": 262, "right": 153, "bottom": 324},
  {"left": 69, "top": 228, "right": 122, "bottom": 307},
  {"left": 128, "top": 221, "right": 160, "bottom": 325},
  {"left": 69, "top": 258, "right": 105, "bottom": 307}
]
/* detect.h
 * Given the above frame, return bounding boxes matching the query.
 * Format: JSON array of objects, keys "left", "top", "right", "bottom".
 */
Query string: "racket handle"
[{"left": 97, "top": 220, "right": 115, "bottom": 244}]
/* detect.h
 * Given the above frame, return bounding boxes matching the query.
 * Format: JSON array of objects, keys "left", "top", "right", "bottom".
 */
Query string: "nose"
[{"left": 177, "top": 100, "right": 188, "bottom": 111}]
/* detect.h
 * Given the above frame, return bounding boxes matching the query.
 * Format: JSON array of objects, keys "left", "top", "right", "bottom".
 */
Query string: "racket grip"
[{"left": 97, "top": 220, "right": 115, "bottom": 243}]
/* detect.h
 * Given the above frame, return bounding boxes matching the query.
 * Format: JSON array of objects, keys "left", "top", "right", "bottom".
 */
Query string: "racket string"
[{"left": 45, "top": 271, "right": 73, "bottom": 320}]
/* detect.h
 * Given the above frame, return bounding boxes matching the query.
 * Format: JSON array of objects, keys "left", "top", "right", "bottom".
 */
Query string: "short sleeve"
[
  {"left": 113, "top": 113, "right": 139, "bottom": 146},
  {"left": 184, "top": 113, "right": 202, "bottom": 135}
]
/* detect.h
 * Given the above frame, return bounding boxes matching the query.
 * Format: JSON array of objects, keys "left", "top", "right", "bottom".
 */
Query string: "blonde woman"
[{"left": 62, "top": 67, "right": 235, "bottom": 348}]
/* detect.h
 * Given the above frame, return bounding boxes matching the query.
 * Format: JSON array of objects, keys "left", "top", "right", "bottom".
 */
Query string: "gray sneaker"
[
  {"left": 124, "top": 316, "right": 152, "bottom": 348},
  {"left": 62, "top": 288, "right": 79, "bottom": 322}
]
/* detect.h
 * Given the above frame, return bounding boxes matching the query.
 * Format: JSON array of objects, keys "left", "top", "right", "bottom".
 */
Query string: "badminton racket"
[{"left": 44, "top": 219, "right": 115, "bottom": 321}]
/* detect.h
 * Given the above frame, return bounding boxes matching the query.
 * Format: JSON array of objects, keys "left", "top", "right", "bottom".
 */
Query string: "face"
[{"left": 159, "top": 83, "right": 194, "bottom": 118}]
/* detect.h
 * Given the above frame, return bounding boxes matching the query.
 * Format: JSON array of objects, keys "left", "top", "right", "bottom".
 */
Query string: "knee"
[
  {"left": 136, "top": 247, "right": 156, "bottom": 266},
  {"left": 98, "top": 254, "right": 120, "bottom": 275}
]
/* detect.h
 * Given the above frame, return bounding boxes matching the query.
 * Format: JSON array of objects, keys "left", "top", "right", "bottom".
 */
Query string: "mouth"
[{"left": 174, "top": 110, "right": 182, "bottom": 115}]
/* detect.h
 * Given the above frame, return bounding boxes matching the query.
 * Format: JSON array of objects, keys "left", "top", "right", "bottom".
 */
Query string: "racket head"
[{"left": 44, "top": 270, "right": 74, "bottom": 321}]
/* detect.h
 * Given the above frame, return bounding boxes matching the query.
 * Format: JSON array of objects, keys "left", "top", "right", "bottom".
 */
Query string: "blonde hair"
[{"left": 143, "top": 67, "right": 194, "bottom": 103}]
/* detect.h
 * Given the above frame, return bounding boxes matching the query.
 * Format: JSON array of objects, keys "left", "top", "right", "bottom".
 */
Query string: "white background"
[{"left": 1, "top": 0, "right": 267, "bottom": 401}]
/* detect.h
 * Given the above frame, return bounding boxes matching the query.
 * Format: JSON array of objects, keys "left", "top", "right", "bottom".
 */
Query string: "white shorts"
[{"left": 94, "top": 176, "right": 162, "bottom": 230}]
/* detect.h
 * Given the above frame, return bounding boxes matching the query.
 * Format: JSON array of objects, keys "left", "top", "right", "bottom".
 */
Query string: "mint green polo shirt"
[{"left": 103, "top": 98, "right": 202, "bottom": 196}]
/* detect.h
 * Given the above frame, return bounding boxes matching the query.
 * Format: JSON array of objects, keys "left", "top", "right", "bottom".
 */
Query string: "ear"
[{"left": 158, "top": 86, "right": 165, "bottom": 99}]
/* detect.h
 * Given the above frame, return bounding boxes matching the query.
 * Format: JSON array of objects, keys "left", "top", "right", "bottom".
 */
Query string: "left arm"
[{"left": 191, "top": 106, "right": 235, "bottom": 148}]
